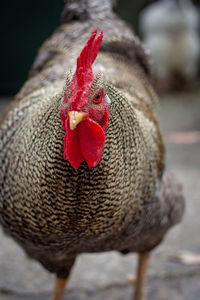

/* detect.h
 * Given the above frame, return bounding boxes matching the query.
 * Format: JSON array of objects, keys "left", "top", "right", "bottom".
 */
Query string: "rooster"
[{"left": 0, "top": 1, "right": 184, "bottom": 300}]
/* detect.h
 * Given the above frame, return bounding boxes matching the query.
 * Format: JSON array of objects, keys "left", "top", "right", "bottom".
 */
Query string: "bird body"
[{"left": 0, "top": 0, "right": 184, "bottom": 298}]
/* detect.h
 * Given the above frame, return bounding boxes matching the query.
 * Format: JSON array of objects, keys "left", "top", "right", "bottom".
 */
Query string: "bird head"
[{"left": 60, "top": 29, "right": 110, "bottom": 169}]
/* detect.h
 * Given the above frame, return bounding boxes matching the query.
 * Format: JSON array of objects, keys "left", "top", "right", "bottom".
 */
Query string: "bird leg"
[
  {"left": 133, "top": 252, "right": 150, "bottom": 300},
  {"left": 52, "top": 277, "right": 68, "bottom": 300}
]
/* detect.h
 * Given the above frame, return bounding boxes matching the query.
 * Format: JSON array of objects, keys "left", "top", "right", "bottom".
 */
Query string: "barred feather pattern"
[
  {"left": 0, "top": 0, "right": 184, "bottom": 278},
  {"left": 0, "top": 81, "right": 184, "bottom": 276}
]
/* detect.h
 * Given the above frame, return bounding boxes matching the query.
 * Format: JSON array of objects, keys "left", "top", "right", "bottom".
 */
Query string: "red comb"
[{"left": 69, "top": 29, "right": 103, "bottom": 110}]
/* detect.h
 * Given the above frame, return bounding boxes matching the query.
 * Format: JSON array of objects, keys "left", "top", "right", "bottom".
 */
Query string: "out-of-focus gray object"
[{"left": 140, "top": 0, "right": 200, "bottom": 83}]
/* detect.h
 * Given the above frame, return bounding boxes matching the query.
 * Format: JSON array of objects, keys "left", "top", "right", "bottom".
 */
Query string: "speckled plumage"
[{"left": 0, "top": 0, "right": 184, "bottom": 281}]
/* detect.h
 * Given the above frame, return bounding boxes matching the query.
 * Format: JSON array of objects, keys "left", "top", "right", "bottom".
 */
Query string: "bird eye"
[{"left": 93, "top": 92, "right": 102, "bottom": 104}]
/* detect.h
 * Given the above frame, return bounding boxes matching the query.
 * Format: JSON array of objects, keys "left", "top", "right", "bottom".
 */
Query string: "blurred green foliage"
[{"left": 0, "top": 1, "right": 63, "bottom": 95}]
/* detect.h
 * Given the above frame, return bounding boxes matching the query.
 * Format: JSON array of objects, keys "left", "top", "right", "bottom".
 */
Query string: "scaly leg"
[
  {"left": 133, "top": 252, "right": 150, "bottom": 300},
  {"left": 52, "top": 277, "right": 68, "bottom": 300}
]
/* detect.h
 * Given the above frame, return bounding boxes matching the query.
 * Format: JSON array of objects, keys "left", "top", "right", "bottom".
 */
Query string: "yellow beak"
[{"left": 68, "top": 111, "right": 88, "bottom": 130}]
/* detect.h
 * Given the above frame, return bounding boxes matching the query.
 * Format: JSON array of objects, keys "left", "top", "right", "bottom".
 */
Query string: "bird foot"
[{"left": 127, "top": 275, "right": 136, "bottom": 284}]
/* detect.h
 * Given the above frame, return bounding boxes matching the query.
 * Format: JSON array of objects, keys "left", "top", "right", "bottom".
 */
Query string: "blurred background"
[
  {"left": 1, "top": 0, "right": 200, "bottom": 94},
  {"left": 0, "top": 1, "right": 200, "bottom": 299}
]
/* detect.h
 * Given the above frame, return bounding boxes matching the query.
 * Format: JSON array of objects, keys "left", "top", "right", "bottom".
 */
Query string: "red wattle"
[
  {"left": 78, "top": 117, "right": 105, "bottom": 168},
  {"left": 64, "top": 117, "right": 84, "bottom": 169},
  {"left": 63, "top": 117, "right": 106, "bottom": 169}
]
